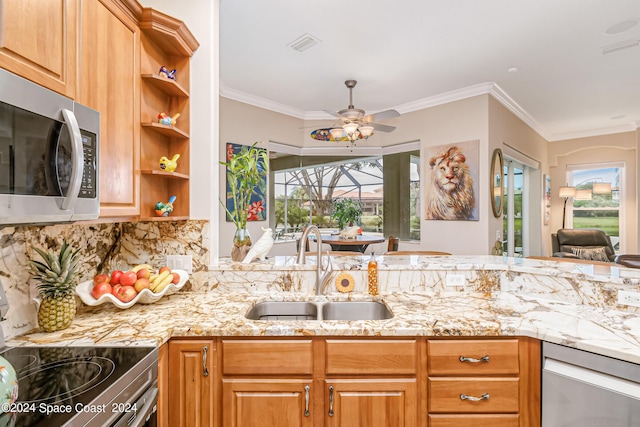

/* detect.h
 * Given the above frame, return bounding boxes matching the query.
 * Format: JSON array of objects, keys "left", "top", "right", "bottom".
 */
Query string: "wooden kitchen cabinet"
[
  {"left": 78, "top": 0, "right": 140, "bottom": 217},
  {"left": 222, "top": 379, "right": 314, "bottom": 427},
  {"left": 0, "top": 0, "right": 78, "bottom": 98},
  {"left": 427, "top": 338, "right": 540, "bottom": 427},
  {"left": 157, "top": 342, "right": 169, "bottom": 427},
  {"left": 324, "top": 339, "right": 419, "bottom": 427},
  {"left": 138, "top": 8, "right": 198, "bottom": 220},
  {"left": 221, "top": 339, "right": 315, "bottom": 426},
  {"left": 169, "top": 339, "right": 215, "bottom": 427}
]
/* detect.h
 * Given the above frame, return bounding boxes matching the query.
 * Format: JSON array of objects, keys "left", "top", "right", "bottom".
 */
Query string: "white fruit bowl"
[{"left": 75, "top": 269, "right": 188, "bottom": 309}]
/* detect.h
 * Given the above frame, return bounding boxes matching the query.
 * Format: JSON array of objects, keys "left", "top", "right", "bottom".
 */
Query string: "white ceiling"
[{"left": 219, "top": 0, "right": 640, "bottom": 142}]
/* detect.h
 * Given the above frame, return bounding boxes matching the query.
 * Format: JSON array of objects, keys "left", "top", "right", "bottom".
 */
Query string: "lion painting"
[{"left": 426, "top": 145, "right": 477, "bottom": 220}]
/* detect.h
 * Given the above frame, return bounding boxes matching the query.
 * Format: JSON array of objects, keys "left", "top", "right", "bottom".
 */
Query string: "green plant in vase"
[
  {"left": 332, "top": 198, "right": 362, "bottom": 230},
  {"left": 220, "top": 142, "right": 269, "bottom": 261}
]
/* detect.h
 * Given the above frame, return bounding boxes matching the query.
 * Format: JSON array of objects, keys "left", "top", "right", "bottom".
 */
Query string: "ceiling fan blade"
[
  {"left": 323, "top": 110, "right": 344, "bottom": 119},
  {"left": 369, "top": 122, "right": 396, "bottom": 133},
  {"left": 362, "top": 109, "right": 400, "bottom": 123}
]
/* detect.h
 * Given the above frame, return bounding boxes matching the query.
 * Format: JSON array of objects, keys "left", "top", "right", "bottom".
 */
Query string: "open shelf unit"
[{"left": 138, "top": 8, "right": 199, "bottom": 221}]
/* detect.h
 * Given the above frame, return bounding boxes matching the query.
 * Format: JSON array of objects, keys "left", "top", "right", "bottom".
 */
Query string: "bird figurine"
[
  {"left": 158, "top": 66, "right": 177, "bottom": 80},
  {"left": 242, "top": 227, "right": 274, "bottom": 263},
  {"left": 159, "top": 154, "right": 180, "bottom": 172},
  {"left": 155, "top": 195, "right": 176, "bottom": 217},
  {"left": 157, "top": 112, "right": 181, "bottom": 126},
  {"left": 338, "top": 225, "right": 361, "bottom": 239}
]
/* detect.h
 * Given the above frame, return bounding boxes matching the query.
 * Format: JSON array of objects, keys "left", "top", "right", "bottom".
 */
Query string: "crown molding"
[
  {"left": 547, "top": 123, "right": 639, "bottom": 142},
  {"left": 220, "top": 82, "right": 309, "bottom": 119},
  {"left": 221, "top": 80, "right": 639, "bottom": 143}
]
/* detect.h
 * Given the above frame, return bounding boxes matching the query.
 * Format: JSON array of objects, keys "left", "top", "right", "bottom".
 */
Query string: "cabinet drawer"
[
  {"left": 428, "top": 339, "right": 519, "bottom": 375},
  {"left": 428, "top": 414, "right": 519, "bottom": 427},
  {"left": 428, "top": 378, "right": 519, "bottom": 413},
  {"left": 222, "top": 340, "right": 313, "bottom": 375},
  {"left": 325, "top": 339, "right": 417, "bottom": 375}
]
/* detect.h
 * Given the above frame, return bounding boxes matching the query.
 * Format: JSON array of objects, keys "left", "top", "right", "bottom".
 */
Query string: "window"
[
  {"left": 566, "top": 164, "right": 622, "bottom": 250},
  {"left": 269, "top": 147, "right": 420, "bottom": 241}
]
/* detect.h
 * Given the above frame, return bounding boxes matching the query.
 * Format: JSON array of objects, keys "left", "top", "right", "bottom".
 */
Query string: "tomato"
[
  {"left": 91, "top": 282, "right": 112, "bottom": 299},
  {"left": 110, "top": 270, "right": 124, "bottom": 285},
  {"left": 120, "top": 271, "right": 137, "bottom": 287},
  {"left": 93, "top": 274, "right": 109, "bottom": 285}
]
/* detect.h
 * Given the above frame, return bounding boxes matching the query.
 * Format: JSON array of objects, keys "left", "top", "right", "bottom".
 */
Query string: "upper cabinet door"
[
  {"left": 79, "top": 0, "right": 140, "bottom": 217},
  {"left": 0, "top": 0, "right": 78, "bottom": 98}
]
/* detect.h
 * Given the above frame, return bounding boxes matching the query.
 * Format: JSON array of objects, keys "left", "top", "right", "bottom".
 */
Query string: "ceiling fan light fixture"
[
  {"left": 359, "top": 125, "right": 374, "bottom": 139},
  {"left": 343, "top": 122, "right": 359, "bottom": 135},
  {"left": 329, "top": 128, "right": 344, "bottom": 140}
]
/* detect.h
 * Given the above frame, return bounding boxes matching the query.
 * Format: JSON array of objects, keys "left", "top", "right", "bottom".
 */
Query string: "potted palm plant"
[
  {"left": 332, "top": 198, "right": 362, "bottom": 230},
  {"left": 220, "top": 142, "right": 269, "bottom": 261}
]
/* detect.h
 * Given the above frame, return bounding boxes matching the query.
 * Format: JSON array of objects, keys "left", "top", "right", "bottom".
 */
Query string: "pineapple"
[{"left": 29, "top": 240, "right": 80, "bottom": 332}]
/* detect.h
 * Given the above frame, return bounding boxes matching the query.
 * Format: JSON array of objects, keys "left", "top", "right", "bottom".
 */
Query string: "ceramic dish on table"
[{"left": 75, "top": 269, "right": 188, "bottom": 309}]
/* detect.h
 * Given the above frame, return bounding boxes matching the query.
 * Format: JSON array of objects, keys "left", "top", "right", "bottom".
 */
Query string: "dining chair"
[{"left": 387, "top": 236, "right": 399, "bottom": 252}]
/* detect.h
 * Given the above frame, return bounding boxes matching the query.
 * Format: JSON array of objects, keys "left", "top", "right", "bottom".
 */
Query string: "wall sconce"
[{"left": 558, "top": 186, "right": 576, "bottom": 229}]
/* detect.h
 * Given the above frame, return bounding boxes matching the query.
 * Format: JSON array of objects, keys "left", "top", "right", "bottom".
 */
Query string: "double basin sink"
[{"left": 246, "top": 301, "right": 393, "bottom": 321}]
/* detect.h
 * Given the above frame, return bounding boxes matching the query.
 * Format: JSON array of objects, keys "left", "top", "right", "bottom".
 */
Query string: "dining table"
[{"left": 312, "top": 234, "right": 386, "bottom": 253}]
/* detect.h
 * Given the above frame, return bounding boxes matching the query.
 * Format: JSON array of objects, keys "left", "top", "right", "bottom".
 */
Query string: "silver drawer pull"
[
  {"left": 304, "top": 385, "right": 310, "bottom": 417},
  {"left": 328, "top": 386, "right": 334, "bottom": 417},
  {"left": 202, "top": 345, "right": 209, "bottom": 377},
  {"left": 459, "top": 355, "right": 490, "bottom": 363},
  {"left": 460, "top": 393, "right": 490, "bottom": 401}
]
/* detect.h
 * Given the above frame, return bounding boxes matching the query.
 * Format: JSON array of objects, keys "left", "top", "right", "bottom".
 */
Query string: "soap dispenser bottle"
[{"left": 368, "top": 252, "right": 379, "bottom": 296}]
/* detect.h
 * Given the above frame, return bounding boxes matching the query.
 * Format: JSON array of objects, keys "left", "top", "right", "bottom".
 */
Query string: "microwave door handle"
[{"left": 60, "top": 108, "right": 84, "bottom": 210}]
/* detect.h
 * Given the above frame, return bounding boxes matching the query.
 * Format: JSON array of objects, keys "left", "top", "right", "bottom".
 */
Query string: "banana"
[
  {"left": 131, "top": 263, "right": 153, "bottom": 273},
  {"left": 150, "top": 270, "right": 171, "bottom": 291},
  {"left": 153, "top": 274, "right": 174, "bottom": 293},
  {"left": 149, "top": 273, "right": 160, "bottom": 283}
]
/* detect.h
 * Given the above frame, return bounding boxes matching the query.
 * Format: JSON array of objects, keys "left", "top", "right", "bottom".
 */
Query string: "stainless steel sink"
[
  {"left": 322, "top": 301, "right": 393, "bottom": 320},
  {"left": 245, "top": 301, "right": 318, "bottom": 320},
  {"left": 245, "top": 301, "right": 393, "bottom": 321}
]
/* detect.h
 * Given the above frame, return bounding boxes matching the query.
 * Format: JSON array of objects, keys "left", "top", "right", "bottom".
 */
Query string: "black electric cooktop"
[{"left": 0, "top": 346, "right": 157, "bottom": 427}]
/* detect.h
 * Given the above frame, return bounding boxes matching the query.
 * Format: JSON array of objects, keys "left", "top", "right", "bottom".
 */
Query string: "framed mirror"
[{"left": 490, "top": 148, "right": 504, "bottom": 218}]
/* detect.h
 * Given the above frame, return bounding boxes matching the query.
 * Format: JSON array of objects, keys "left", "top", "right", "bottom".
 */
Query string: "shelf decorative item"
[
  {"left": 220, "top": 142, "right": 269, "bottom": 261},
  {"left": 158, "top": 65, "right": 176, "bottom": 80},
  {"left": 155, "top": 195, "right": 176, "bottom": 217},
  {"left": 157, "top": 112, "right": 180, "bottom": 126},
  {"left": 159, "top": 154, "right": 180, "bottom": 172}
]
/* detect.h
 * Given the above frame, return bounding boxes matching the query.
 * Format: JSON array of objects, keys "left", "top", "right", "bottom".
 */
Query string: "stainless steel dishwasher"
[{"left": 542, "top": 341, "right": 640, "bottom": 426}]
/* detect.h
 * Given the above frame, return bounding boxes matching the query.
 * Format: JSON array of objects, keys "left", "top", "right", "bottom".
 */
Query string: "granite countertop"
[{"left": 7, "top": 286, "right": 640, "bottom": 365}]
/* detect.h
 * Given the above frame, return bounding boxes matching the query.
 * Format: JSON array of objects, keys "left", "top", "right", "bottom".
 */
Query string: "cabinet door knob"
[
  {"left": 202, "top": 345, "right": 209, "bottom": 377},
  {"left": 460, "top": 393, "right": 490, "bottom": 401},
  {"left": 304, "top": 385, "right": 310, "bottom": 417},
  {"left": 459, "top": 355, "right": 490, "bottom": 363},
  {"left": 328, "top": 385, "right": 334, "bottom": 417}
]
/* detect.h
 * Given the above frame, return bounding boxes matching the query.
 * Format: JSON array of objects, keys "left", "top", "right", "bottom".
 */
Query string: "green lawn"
[{"left": 572, "top": 217, "right": 619, "bottom": 236}]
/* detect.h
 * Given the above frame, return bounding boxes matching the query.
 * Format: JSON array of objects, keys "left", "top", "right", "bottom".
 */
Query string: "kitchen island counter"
[{"left": 7, "top": 286, "right": 640, "bottom": 365}]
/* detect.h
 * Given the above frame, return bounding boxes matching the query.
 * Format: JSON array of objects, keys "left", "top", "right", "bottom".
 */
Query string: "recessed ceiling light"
[
  {"left": 602, "top": 39, "right": 640, "bottom": 55},
  {"left": 604, "top": 19, "right": 639, "bottom": 35},
  {"left": 507, "top": 67, "right": 518, "bottom": 73},
  {"left": 610, "top": 115, "right": 626, "bottom": 120}
]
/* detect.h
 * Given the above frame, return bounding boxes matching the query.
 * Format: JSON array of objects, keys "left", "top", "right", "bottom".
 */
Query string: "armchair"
[
  {"left": 551, "top": 229, "right": 615, "bottom": 262},
  {"left": 551, "top": 228, "right": 640, "bottom": 268}
]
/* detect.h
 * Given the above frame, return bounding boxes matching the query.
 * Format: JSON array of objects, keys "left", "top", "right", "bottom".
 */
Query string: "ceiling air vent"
[
  {"left": 602, "top": 38, "right": 639, "bottom": 55},
  {"left": 288, "top": 33, "right": 321, "bottom": 52}
]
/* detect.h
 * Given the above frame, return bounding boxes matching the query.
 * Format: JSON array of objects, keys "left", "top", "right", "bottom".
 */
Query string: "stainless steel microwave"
[{"left": 0, "top": 68, "right": 100, "bottom": 226}]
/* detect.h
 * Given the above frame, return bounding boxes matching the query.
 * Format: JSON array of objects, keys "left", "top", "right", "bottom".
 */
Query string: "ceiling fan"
[{"left": 311, "top": 79, "right": 400, "bottom": 143}]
